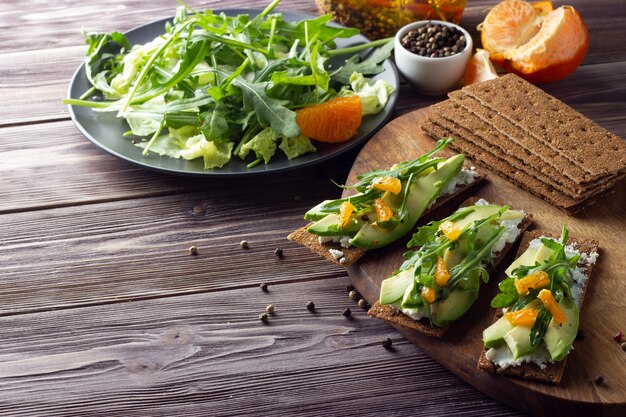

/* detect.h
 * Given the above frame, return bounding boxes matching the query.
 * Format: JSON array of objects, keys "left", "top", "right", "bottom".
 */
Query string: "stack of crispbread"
[{"left": 421, "top": 74, "right": 626, "bottom": 214}]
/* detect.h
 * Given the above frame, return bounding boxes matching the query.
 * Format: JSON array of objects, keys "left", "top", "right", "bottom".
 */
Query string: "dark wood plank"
[
  {"left": 0, "top": 119, "right": 356, "bottom": 213},
  {"left": 1, "top": 1, "right": 625, "bottom": 126},
  {"left": 0, "top": 276, "right": 524, "bottom": 416},
  {"left": 0, "top": 0, "right": 622, "bottom": 66},
  {"left": 0, "top": 0, "right": 318, "bottom": 54},
  {"left": 0, "top": 182, "right": 358, "bottom": 315},
  {"left": 346, "top": 108, "right": 626, "bottom": 416}
]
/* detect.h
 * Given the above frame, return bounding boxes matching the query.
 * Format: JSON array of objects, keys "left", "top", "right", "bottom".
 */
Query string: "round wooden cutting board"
[{"left": 345, "top": 108, "right": 626, "bottom": 417}]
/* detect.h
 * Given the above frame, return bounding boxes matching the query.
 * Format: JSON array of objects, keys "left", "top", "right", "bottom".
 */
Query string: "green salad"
[{"left": 64, "top": 0, "right": 395, "bottom": 169}]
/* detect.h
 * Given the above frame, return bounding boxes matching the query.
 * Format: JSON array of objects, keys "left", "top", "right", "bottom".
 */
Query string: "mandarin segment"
[
  {"left": 463, "top": 49, "right": 499, "bottom": 86},
  {"left": 478, "top": 0, "right": 587, "bottom": 83},
  {"left": 296, "top": 95, "right": 363, "bottom": 143}
]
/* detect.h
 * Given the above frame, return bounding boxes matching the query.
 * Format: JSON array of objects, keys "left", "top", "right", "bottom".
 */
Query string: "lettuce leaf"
[{"left": 280, "top": 135, "right": 316, "bottom": 160}]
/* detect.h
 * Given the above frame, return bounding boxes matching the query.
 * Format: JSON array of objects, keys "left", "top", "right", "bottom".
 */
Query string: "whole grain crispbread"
[
  {"left": 288, "top": 173, "right": 485, "bottom": 267},
  {"left": 477, "top": 230, "right": 600, "bottom": 384},
  {"left": 461, "top": 74, "right": 626, "bottom": 180},
  {"left": 425, "top": 102, "right": 591, "bottom": 198},
  {"left": 367, "top": 196, "right": 533, "bottom": 337},
  {"left": 443, "top": 94, "right": 620, "bottom": 192},
  {"left": 421, "top": 117, "right": 623, "bottom": 213}
]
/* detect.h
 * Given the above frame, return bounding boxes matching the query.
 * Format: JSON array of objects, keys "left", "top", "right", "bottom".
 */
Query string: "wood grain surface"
[
  {"left": 0, "top": 0, "right": 624, "bottom": 415},
  {"left": 0, "top": 277, "right": 521, "bottom": 417},
  {"left": 345, "top": 108, "right": 626, "bottom": 417}
]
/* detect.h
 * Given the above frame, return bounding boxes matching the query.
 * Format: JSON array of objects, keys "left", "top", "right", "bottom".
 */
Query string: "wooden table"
[{"left": 0, "top": 0, "right": 623, "bottom": 415}]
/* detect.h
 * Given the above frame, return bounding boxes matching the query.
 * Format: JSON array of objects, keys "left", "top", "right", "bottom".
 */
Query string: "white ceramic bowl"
[{"left": 394, "top": 20, "right": 473, "bottom": 96}]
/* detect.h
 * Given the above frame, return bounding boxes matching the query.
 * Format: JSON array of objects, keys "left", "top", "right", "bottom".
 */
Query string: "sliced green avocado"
[
  {"left": 431, "top": 288, "right": 478, "bottom": 327},
  {"left": 304, "top": 200, "right": 336, "bottom": 221},
  {"left": 504, "top": 325, "right": 535, "bottom": 359},
  {"left": 380, "top": 269, "right": 414, "bottom": 305},
  {"left": 544, "top": 300, "right": 579, "bottom": 361},
  {"left": 505, "top": 246, "right": 537, "bottom": 277},
  {"left": 483, "top": 315, "right": 515, "bottom": 348},
  {"left": 350, "top": 154, "right": 464, "bottom": 249},
  {"left": 454, "top": 205, "right": 525, "bottom": 232},
  {"left": 306, "top": 213, "right": 365, "bottom": 236},
  {"left": 505, "top": 243, "right": 555, "bottom": 277}
]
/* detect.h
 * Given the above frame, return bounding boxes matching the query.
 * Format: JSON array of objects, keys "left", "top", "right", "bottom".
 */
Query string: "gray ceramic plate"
[{"left": 67, "top": 9, "right": 399, "bottom": 177}]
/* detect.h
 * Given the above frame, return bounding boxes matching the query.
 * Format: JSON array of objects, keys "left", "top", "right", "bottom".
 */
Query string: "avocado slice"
[
  {"left": 544, "top": 300, "right": 579, "bottom": 361},
  {"left": 350, "top": 154, "right": 464, "bottom": 249},
  {"left": 306, "top": 213, "right": 365, "bottom": 236},
  {"left": 483, "top": 315, "right": 515, "bottom": 348},
  {"left": 504, "top": 246, "right": 537, "bottom": 277},
  {"left": 504, "top": 325, "right": 535, "bottom": 359},
  {"left": 505, "top": 243, "right": 555, "bottom": 277},
  {"left": 380, "top": 269, "right": 414, "bottom": 305},
  {"left": 454, "top": 205, "right": 525, "bottom": 232},
  {"left": 431, "top": 288, "right": 478, "bottom": 327}
]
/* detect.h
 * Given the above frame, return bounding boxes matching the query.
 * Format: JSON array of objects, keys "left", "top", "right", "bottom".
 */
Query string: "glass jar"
[{"left": 316, "top": 0, "right": 467, "bottom": 40}]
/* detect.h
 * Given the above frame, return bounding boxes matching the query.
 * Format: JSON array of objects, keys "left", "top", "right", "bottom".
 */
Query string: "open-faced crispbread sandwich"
[
  {"left": 287, "top": 138, "right": 483, "bottom": 266},
  {"left": 478, "top": 227, "right": 599, "bottom": 384},
  {"left": 368, "top": 197, "right": 532, "bottom": 337}
]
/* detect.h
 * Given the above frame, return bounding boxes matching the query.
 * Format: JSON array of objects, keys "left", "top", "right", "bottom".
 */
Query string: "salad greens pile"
[
  {"left": 491, "top": 226, "right": 579, "bottom": 347},
  {"left": 64, "top": 0, "right": 395, "bottom": 169}
]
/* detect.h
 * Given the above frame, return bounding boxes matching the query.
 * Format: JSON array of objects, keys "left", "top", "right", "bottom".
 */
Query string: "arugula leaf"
[
  {"left": 330, "top": 40, "right": 394, "bottom": 84},
  {"left": 236, "top": 79, "right": 300, "bottom": 138}
]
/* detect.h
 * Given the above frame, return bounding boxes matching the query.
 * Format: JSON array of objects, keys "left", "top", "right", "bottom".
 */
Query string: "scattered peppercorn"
[
  {"left": 260, "top": 283, "right": 268, "bottom": 292},
  {"left": 621, "top": 342, "right": 626, "bottom": 352},
  {"left": 348, "top": 290, "right": 359, "bottom": 300},
  {"left": 346, "top": 284, "right": 355, "bottom": 293},
  {"left": 613, "top": 330, "right": 623, "bottom": 343},
  {"left": 306, "top": 301, "right": 316, "bottom": 312},
  {"left": 358, "top": 299, "right": 369, "bottom": 309},
  {"left": 188, "top": 246, "right": 198, "bottom": 255},
  {"left": 342, "top": 307, "right": 352, "bottom": 317},
  {"left": 240, "top": 240, "right": 249, "bottom": 249},
  {"left": 400, "top": 23, "right": 466, "bottom": 58},
  {"left": 266, "top": 304, "right": 275, "bottom": 315},
  {"left": 576, "top": 330, "right": 585, "bottom": 341},
  {"left": 259, "top": 313, "right": 268, "bottom": 323},
  {"left": 594, "top": 376, "right": 604, "bottom": 385},
  {"left": 294, "top": 195, "right": 302, "bottom": 202},
  {"left": 274, "top": 248, "right": 284, "bottom": 258},
  {"left": 382, "top": 338, "right": 393, "bottom": 349}
]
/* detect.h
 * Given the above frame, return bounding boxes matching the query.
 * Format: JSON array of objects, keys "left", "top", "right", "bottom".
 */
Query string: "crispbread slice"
[
  {"left": 421, "top": 118, "right": 624, "bottom": 213},
  {"left": 461, "top": 74, "right": 626, "bottom": 180},
  {"left": 288, "top": 171, "right": 485, "bottom": 267},
  {"left": 477, "top": 230, "right": 600, "bottom": 384},
  {"left": 367, "top": 197, "right": 533, "bottom": 337},
  {"left": 443, "top": 94, "right": 620, "bottom": 193}
]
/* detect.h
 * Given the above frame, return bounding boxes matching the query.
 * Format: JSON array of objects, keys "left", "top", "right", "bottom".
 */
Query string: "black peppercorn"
[
  {"left": 382, "top": 338, "right": 393, "bottom": 349},
  {"left": 346, "top": 284, "right": 355, "bottom": 292},
  {"left": 259, "top": 313, "right": 268, "bottom": 323},
  {"left": 342, "top": 307, "right": 352, "bottom": 317},
  {"left": 358, "top": 299, "right": 369, "bottom": 309},
  {"left": 274, "top": 248, "right": 284, "bottom": 258},
  {"left": 260, "top": 283, "right": 268, "bottom": 292},
  {"left": 306, "top": 301, "right": 316, "bottom": 312}
]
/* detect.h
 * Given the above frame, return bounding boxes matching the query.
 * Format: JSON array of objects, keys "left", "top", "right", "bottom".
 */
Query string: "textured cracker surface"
[
  {"left": 421, "top": 118, "right": 622, "bottom": 213},
  {"left": 443, "top": 94, "right": 618, "bottom": 192},
  {"left": 477, "top": 230, "right": 600, "bottom": 384},
  {"left": 461, "top": 74, "right": 626, "bottom": 179}
]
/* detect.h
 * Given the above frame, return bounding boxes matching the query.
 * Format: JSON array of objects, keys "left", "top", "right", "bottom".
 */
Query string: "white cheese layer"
[{"left": 486, "top": 344, "right": 555, "bottom": 370}]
